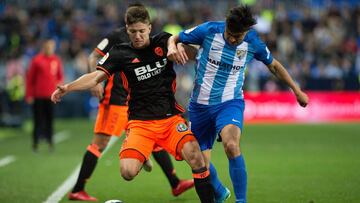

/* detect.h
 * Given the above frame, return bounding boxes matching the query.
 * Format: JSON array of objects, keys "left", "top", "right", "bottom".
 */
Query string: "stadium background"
[{"left": 0, "top": 0, "right": 359, "bottom": 203}]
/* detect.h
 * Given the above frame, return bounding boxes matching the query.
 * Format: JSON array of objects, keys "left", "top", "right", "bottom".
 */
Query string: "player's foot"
[
  {"left": 215, "top": 187, "right": 231, "bottom": 203},
  {"left": 68, "top": 190, "right": 98, "bottom": 201},
  {"left": 172, "top": 179, "right": 195, "bottom": 196},
  {"left": 143, "top": 159, "right": 153, "bottom": 172}
]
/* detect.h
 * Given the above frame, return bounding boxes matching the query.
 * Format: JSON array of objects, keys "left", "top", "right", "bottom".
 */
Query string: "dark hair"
[
  {"left": 226, "top": 5, "right": 256, "bottom": 33},
  {"left": 125, "top": 3, "right": 150, "bottom": 25},
  {"left": 128, "top": 3, "right": 144, "bottom": 8}
]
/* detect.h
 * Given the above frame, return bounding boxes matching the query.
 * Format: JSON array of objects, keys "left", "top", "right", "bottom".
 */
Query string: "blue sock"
[
  {"left": 209, "top": 162, "right": 226, "bottom": 198},
  {"left": 229, "top": 154, "right": 247, "bottom": 203}
]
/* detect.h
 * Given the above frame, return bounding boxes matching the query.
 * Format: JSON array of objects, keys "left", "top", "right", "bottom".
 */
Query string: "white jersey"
[{"left": 179, "top": 21, "right": 273, "bottom": 105}]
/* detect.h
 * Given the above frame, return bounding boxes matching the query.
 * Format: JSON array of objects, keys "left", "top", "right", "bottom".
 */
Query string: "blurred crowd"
[{"left": 0, "top": 0, "right": 360, "bottom": 123}]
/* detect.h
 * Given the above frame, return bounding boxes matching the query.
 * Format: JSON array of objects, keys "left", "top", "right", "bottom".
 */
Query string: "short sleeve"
[
  {"left": 96, "top": 46, "right": 122, "bottom": 78},
  {"left": 252, "top": 31, "right": 273, "bottom": 65},
  {"left": 95, "top": 28, "right": 128, "bottom": 56},
  {"left": 179, "top": 22, "right": 210, "bottom": 45},
  {"left": 153, "top": 31, "right": 172, "bottom": 46}
]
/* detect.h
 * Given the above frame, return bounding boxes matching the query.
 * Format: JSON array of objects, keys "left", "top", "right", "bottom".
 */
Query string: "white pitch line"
[
  {"left": 0, "top": 155, "right": 16, "bottom": 168},
  {"left": 44, "top": 135, "right": 120, "bottom": 203},
  {"left": 102, "top": 135, "right": 120, "bottom": 154},
  {"left": 54, "top": 131, "right": 70, "bottom": 144}
]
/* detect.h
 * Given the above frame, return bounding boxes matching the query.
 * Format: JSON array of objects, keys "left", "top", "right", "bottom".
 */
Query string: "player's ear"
[
  {"left": 125, "top": 24, "right": 130, "bottom": 34},
  {"left": 148, "top": 24, "right": 152, "bottom": 32}
]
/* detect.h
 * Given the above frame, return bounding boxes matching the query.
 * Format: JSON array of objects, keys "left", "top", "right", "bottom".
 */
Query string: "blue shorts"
[{"left": 189, "top": 99, "right": 245, "bottom": 151}]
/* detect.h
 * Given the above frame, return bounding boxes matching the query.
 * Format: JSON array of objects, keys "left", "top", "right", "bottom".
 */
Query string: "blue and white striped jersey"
[{"left": 179, "top": 21, "right": 273, "bottom": 105}]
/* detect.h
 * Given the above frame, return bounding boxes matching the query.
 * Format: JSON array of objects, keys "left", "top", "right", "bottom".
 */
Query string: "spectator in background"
[
  {"left": 25, "top": 38, "right": 64, "bottom": 152},
  {"left": 5, "top": 51, "right": 25, "bottom": 118}
]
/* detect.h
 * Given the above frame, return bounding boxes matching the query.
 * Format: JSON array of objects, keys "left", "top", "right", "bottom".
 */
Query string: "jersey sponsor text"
[{"left": 134, "top": 58, "right": 167, "bottom": 81}]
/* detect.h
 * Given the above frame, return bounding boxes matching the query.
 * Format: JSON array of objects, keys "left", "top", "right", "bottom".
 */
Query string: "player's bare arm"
[
  {"left": 167, "top": 35, "right": 188, "bottom": 65},
  {"left": 88, "top": 50, "right": 105, "bottom": 99},
  {"left": 177, "top": 43, "right": 198, "bottom": 61},
  {"left": 267, "top": 59, "right": 309, "bottom": 107},
  {"left": 51, "top": 70, "right": 108, "bottom": 104}
]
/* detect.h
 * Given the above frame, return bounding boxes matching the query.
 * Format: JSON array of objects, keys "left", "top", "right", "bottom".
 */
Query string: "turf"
[{"left": 0, "top": 120, "right": 359, "bottom": 203}]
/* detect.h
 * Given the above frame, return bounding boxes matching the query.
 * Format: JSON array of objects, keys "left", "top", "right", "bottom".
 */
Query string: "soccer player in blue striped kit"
[{"left": 168, "top": 5, "right": 309, "bottom": 203}]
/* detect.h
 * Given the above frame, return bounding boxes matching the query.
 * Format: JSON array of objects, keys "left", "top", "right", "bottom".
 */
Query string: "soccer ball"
[{"left": 104, "top": 200, "right": 123, "bottom": 203}]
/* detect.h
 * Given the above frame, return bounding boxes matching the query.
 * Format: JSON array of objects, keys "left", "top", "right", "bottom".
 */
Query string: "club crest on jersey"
[
  {"left": 236, "top": 49, "right": 247, "bottom": 60},
  {"left": 154, "top": 47, "right": 163, "bottom": 57},
  {"left": 176, "top": 123, "right": 188, "bottom": 132}
]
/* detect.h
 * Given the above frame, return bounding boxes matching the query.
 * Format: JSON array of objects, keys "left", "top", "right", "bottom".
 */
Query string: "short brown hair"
[
  {"left": 226, "top": 5, "right": 256, "bottom": 33},
  {"left": 125, "top": 3, "right": 150, "bottom": 25}
]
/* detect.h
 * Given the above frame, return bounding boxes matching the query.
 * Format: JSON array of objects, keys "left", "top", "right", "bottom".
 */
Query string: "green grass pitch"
[{"left": 0, "top": 119, "right": 359, "bottom": 203}]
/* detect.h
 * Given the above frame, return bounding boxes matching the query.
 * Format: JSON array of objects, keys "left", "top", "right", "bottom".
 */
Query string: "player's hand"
[
  {"left": 90, "top": 83, "right": 104, "bottom": 100},
  {"left": 295, "top": 91, "right": 309, "bottom": 107},
  {"left": 167, "top": 43, "right": 187, "bottom": 65},
  {"left": 176, "top": 43, "right": 189, "bottom": 64},
  {"left": 51, "top": 84, "right": 68, "bottom": 104}
]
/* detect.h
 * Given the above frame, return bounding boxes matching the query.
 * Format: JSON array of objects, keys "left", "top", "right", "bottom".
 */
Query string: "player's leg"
[
  {"left": 159, "top": 115, "right": 214, "bottom": 203},
  {"left": 151, "top": 147, "right": 194, "bottom": 196},
  {"left": 119, "top": 156, "right": 144, "bottom": 180},
  {"left": 216, "top": 99, "right": 246, "bottom": 203},
  {"left": 119, "top": 120, "right": 155, "bottom": 181},
  {"left": 152, "top": 148, "right": 179, "bottom": 187},
  {"left": 189, "top": 101, "right": 229, "bottom": 201},
  {"left": 69, "top": 104, "right": 127, "bottom": 201},
  {"left": 210, "top": 162, "right": 231, "bottom": 202},
  {"left": 69, "top": 133, "right": 110, "bottom": 201},
  {"left": 71, "top": 134, "right": 111, "bottom": 190},
  {"left": 203, "top": 150, "right": 230, "bottom": 203},
  {"left": 221, "top": 125, "right": 246, "bottom": 203},
  {"left": 181, "top": 139, "right": 214, "bottom": 203}
]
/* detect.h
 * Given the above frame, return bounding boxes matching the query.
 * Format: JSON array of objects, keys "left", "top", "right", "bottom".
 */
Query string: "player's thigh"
[
  {"left": 215, "top": 99, "right": 245, "bottom": 140},
  {"left": 119, "top": 121, "right": 156, "bottom": 162},
  {"left": 189, "top": 103, "right": 217, "bottom": 151},
  {"left": 157, "top": 115, "right": 197, "bottom": 161},
  {"left": 94, "top": 104, "right": 128, "bottom": 136}
]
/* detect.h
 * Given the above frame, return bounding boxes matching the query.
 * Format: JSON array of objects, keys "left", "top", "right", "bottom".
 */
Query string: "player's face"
[
  {"left": 224, "top": 28, "right": 248, "bottom": 46},
  {"left": 126, "top": 22, "right": 152, "bottom": 49}
]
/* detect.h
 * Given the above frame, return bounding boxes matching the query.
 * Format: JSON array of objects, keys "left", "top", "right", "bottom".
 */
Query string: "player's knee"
[
  {"left": 93, "top": 134, "right": 111, "bottom": 152},
  {"left": 224, "top": 141, "right": 240, "bottom": 158},
  {"left": 120, "top": 166, "right": 138, "bottom": 181},
  {"left": 120, "top": 171, "right": 135, "bottom": 181},
  {"left": 119, "top": 155, "right": 143, "bottom": 181},
  {"left": 182, "top": 140, "right": 205, "bottom": 169},
  {"left": 222, "top": 124, "right": 240, "bottom": 136}
]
